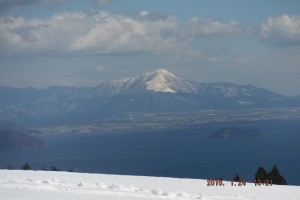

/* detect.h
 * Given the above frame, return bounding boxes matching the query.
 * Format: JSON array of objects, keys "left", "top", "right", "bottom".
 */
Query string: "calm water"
[{"left": 0, "top": 119, "right": 299, "bottom": 185}]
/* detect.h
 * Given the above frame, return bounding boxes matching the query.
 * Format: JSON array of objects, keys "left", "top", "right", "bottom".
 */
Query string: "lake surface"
[{"left": 0, "top": 119, "right": 299, "bottom": 185}]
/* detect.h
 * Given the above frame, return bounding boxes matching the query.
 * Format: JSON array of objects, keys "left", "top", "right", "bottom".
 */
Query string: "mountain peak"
[
  {"left": 96, "top": 69, "right": 197, "bottom": 96},
  {"left": 147, "top": 69, "right": 177, "bottom": 78},
  {"left": 143, "top": 69, "right": 180, "bottom": 93}
]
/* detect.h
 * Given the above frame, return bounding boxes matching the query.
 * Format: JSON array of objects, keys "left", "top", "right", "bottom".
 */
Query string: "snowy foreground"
[{"left": 0, "top": 170, "right": 299, "bottom": 200}]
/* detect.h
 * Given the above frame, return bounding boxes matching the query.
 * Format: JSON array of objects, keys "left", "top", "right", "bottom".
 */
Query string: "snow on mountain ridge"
[
  {"left": 94, "top": 69, "right": 285, "bottom": 100},
  {"left": 142, "top": 69, "right": 198, "bottom": 94},
  {"left": 144, "top": 69, "right": 181, "bottom": 93},
  {"left": 96, "top": 69, "right": 198, "bottom": 96}
]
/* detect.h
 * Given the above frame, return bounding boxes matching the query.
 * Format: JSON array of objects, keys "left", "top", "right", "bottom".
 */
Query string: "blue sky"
[{"left": 0, "top": 0, "right": 300, "bottom": 96}]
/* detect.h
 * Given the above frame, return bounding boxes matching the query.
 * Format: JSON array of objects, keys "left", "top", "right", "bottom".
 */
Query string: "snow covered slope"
[
  {"left": 143, "top": 69, "right": 197, "bottom": 93},
  {"left": 0, "top": 170, "right": 299, "bottom": 200},
  {"left": 94, "top": 69, "right": 198, "bottom": 96}
]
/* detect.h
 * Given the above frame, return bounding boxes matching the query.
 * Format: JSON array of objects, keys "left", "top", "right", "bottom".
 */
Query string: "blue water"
[{"left": 0, "top": 119, "right": 299, "bottom": 185}]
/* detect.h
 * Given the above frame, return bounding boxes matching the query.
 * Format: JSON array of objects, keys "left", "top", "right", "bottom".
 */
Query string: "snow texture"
[{"left": 0, "top": 170, "right": 299, "bottom": 200}]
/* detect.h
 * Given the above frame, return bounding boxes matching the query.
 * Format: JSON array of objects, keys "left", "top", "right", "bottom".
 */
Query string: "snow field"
[{"left": 0, "top": 170, "right": 299, "bottom": 200}]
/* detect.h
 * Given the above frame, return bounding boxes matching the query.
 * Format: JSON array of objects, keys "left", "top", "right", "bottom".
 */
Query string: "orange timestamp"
[
  {"left": 206, "top": 179, "right": 246, "bottom": 186},
  {"left": 254, "top": 179, "right": 273, "bottom": 186},
  {"left": 207, "top": 179, "right": 273, "bottom": 186}
]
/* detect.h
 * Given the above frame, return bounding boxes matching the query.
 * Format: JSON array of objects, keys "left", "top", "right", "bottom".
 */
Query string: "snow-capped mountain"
[
  {"left": 94, "top": 69, "right": 197, "bottom": 97},
  {"left": 94, "top": 69, "right": 285, "bottom": 101},
  {"left": 0, "top": 69, "right": 299, "bottom": 125}
]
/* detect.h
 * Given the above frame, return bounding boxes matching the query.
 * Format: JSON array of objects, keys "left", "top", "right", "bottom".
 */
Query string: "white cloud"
[
  {"left": 0, "top": 11, "right": 180, "bottom": 56},
  {"left": 0, "top": 11, "right": 249, "bottom": 57},
  {"left": 69, "top": 13, "right": 182, "bottom": 53},
  {"left": 0, "top": 13, "right": 86, "bottom": 55},
  {"left": 139, "top": 11, "right": 149, "bottom": 17},
  {"left": 259, "top": 15, "right": 300, "bottom": 46}
]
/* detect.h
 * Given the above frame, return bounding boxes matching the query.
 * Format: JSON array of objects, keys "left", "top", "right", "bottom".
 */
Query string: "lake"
[{"left": 0, "top": 119, "right": 299, "bottom": 185}]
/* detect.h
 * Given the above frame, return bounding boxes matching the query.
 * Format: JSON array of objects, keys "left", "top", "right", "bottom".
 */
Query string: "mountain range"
[{"left": 0, "top": 69, "right": 299, "bottom": 126}]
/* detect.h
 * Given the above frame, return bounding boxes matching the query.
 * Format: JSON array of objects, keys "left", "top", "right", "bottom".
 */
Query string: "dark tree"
[
  {"left": 267, "top": 165, "right": 287, "bottom": 185},
  {"left": 255, "top": 166, "right": 268, "bottom": 181},
  {"left": 233, "top": 174, "right": 241, "bottom": 182},
  {"left": 22, "top": 162, "right": 31, "bottom": 170},
  {"left": 50, "top": 166, "right": 60, "bottom": 171}
]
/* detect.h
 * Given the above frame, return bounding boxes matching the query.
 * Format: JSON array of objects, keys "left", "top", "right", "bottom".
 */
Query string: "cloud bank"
[
  {"left": 0, "top": 11, "right": 247, "bottom": 57},
  {"left": 259, "top": 15, "right": 300, "bottom": 46},
  {"left": 2, "top": 8, "right": 298, "bottom": 59}
]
